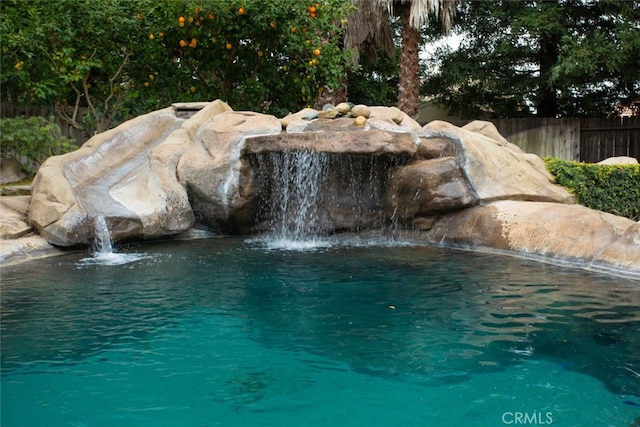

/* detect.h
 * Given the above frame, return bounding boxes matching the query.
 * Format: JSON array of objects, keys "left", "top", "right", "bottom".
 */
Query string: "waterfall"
[
  {"left": 253, "top": 150, "right": 406, "bottom": 247},
  {"left": 91, "top": 215, "right": 113, "bottom": 254},
  {"left": 257, "top": 150, "right": 330, "bottom": 242}
]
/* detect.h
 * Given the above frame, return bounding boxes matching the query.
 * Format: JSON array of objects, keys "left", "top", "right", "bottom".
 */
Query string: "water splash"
[{"left": 78, "top": 216, "right": 151, "bottom": 266}]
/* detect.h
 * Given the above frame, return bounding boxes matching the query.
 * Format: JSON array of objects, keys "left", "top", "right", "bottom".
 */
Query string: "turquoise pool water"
[{"left": 1, "top": 237, "right": 639, "bottom": 426}]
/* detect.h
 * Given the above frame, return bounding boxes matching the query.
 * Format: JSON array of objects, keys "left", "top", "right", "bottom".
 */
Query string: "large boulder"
[
  {"left": 177, "top": 111, "right": 282, "bottom": 233},
  {"left": 29, "top": 106, "right": 189, "bottom": 246},
  {"left": 423, "top": 201, "right": 640, "bottom": 276},
  {"left": 420, "top": 120, "right": 574, "bottom": 204}
]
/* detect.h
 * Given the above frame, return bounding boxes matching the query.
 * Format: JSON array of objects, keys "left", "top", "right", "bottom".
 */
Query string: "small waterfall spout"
[
  {"left": 92, "top": 215, "right": 113, "bottom": 254},
  {"left": 79, "top": 215, "right": 151, "bottom": 266}
]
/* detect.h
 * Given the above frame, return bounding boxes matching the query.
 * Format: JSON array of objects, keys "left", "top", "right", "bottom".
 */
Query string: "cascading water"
[
  {"left": 252, "top": 149, "right": 406, "bottom": 248},
  {"left": 91, "top": 215, "right": 114, "bottom": 255},
  {"left": 79, "top": 215, "right": 151, "bottom": 266},
  {"left": 255, "top": 150, "right": 330, "bottom": 246}
]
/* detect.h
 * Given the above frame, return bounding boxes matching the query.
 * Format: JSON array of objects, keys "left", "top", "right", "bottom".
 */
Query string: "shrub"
[
  {"left": 545, "top": 157, "right": 640, "bottom": 221},
  {"left": 0, "top": 116, "right": 76, "bottom": 174}
]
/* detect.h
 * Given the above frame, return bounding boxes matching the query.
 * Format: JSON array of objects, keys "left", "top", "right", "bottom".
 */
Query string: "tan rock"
[
  {"left": 335, "top": 102, "right": 351, "bottom": 114},
  {"left": 0, "top": 234, "right": 63, "bottom": 266},
  {"left": 387, "top": 158, "right": 477, "bottom": 221},
  {"left": 422, "top": 120, "right": 574, "bottom": 204},
  {"left": 29, "top": 107, "right": 186, "bottom": 246},
  {"left": 245, "top": 129, "right": 418, "bottom": 157},
  {"left": 417, "top": 137, "right": 457, "bottom": 159},
  {"left": 177, "top": 111, "right": 282, "bottom": 232},
  {"left": 280, "top": 108, "right": 317, "bottom": 128},
  {"left": 0, "top": 197, "right": 31, "bottom": 239},
  {"left": 350, "top": 104, "right": 371, "bottom": 118},
  {"left": 0, "top": 157, "right": 26, "bottom": 185},
  {"left": 180, "top": 99, "right": 233, "bottom": 139},
  {"left": 424, "top": 200, "right": 640, "bottom": 277},
  {"left": 353, "top": 116, "right": 367, "bottom": 126},
  {"left": 318, "top": 108, "right": 340, "bottom": 119}
]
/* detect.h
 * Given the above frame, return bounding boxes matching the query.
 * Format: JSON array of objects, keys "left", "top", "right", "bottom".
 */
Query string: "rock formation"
[{"left": 4, "top": 100, "right": 637, "bottom": 277}]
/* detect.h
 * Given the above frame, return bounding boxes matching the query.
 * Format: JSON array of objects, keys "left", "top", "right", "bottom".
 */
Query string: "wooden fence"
[
  {"left": 487, "top": 117, "right": 640, "bottom": 163},
  {"left": 2, "top": 102, "right": 638, "bottom": 163}
]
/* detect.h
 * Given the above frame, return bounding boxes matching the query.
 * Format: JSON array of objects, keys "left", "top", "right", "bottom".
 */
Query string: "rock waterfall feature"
[{"left": 23, "top": 100, "right": 640, "bottom": 277}]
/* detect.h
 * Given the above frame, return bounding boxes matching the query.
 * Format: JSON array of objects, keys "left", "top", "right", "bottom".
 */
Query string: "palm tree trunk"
[{"left": 397, "top": 2, "right": 421, "bottom": 117}]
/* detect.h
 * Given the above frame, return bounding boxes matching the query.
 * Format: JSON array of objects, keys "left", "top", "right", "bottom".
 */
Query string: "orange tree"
[
  {"left": 143, "top": 0, "right": 354, "bottom": 117},
  {"left": 2, "top": 0, "right": 353, "bottom": 136},
  {"left": 0, "top": 0, "right": 161, "bottom": 135}
]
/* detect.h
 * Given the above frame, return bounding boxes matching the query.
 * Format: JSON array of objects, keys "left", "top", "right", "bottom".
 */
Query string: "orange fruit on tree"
[
  {"left": 238, "top": 7, "right": 245, "bottom": 15},
  {"left": 179, "top": 39, "right": 188, "bottom": 47},
  {"left": 308, "top": 6, "right": 316, "bottom": 13},
  {"left": 290, "top": 26, "right": 296, "bottom": 32},
  {"left": 313, "top": 48, "right": 321, "bottom": 56},
  {"left": 148, "top": 33, "right": 155, "bottom": 40},
  {"left": 209, "top": 13, "right": 215, "bottom": 19},
  {"left": 189, "top": 38, "right": 198, "bottom": 48},
  {"left": 225, "top": 42, "right": 233, "bottom": 50},
  {"left": 270, "top": 21, "right": 276, "bottom": 28},
  {"left": 195, "top": 20, "right": 201, "bottom": 27},
  {"left": 178, "top": 16, "right": 185, "bottom": 23},
  {"left": 194, "top": 6, "right": 200, "bottom": 14}
]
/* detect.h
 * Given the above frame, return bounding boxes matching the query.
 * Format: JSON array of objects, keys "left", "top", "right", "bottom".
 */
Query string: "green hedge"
[
  {"left": 0, "top": 116, "right": 76, "bottom": 174},
  {"left": 545, "top": 157, "right": 640, "bottom": 221}
]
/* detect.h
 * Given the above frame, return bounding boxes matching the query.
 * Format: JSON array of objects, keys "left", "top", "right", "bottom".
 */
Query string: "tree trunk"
[
  {"left": 537, "top": 0, "right": 560, "bottom": 117},
  {"left": 397, "top": 3, "right": 421, "bottom": 117}
]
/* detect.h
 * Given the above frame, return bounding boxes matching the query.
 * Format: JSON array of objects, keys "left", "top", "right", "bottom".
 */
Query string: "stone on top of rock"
[{"left": 280, "top": 108, "right": 317, "bottom": 128}]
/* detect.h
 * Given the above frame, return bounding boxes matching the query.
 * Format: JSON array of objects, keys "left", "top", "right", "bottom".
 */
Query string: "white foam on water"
[
  {"left": 247, "top": 236, "right": 334, "bottom": 252},
  {"left": 78, "top": 251, "right": 153, "bottom": 267},
  {"left": 79, "top": 215, "right": 152, "bottom": 266}
]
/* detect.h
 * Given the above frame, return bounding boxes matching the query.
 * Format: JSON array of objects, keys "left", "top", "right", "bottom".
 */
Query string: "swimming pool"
[{"left": 1, "top": 237, "right": 639, "bottom": 426}]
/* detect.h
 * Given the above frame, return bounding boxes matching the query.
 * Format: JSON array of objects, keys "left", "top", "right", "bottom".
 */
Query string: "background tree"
[
  {"left": 1, "top": 0, "right": 354, "bottom": 136},
  {"left": 344, "top": 0, "right": 454, "bottom": 117},
  {"left": 391, "top": 0, "right": 455, "bottom": 117},
  {"left": 1, "top": 0, "right": 158, "bottom": 135},
  {"left": 422, "top": 0, "right": 640, "bottom": 118}
]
